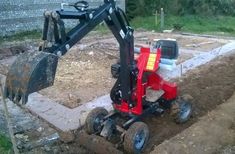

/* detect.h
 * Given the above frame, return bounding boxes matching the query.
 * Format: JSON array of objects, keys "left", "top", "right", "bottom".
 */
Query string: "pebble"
[
  {"left": 15, "top": 133, "right": 29, "bottom": 142},
  {"left": 189, "top": 141, "right": 194, "bottom": 145},
  {"left": 182, "top": 144, "right": 187, "bottom": 148},
  {"left": 37, "top": 127, "right": 43, "bottom": 132},
  {"left": 43, "top": 145, "right": 51, "bottom": 152},
  {"left": 88, "top": 51, "right": 94, "bottom": 56}
]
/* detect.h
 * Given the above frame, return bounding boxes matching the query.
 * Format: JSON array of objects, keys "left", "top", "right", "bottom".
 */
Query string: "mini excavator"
[{"left": 4, "top": 0, "right": 192, "bottom": 153}]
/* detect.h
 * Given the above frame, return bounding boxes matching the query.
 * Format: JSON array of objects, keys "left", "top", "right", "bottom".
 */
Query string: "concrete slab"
[
  {"left": 180, "top": 48, "right": 205, "bottom": 55},
  {"left": 2, "top": 41, "right": 235, "bottom": 132},
  {"left": 26, "top": 93, "right": 112, "bottom": 131}
]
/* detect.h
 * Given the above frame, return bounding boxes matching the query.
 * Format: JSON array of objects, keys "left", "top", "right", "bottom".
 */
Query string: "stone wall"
[{"left": 0, "top": 0, "right": 125, "bottom": 36}]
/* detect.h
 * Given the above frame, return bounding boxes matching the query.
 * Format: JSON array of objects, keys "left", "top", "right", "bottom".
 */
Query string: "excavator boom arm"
[{"left": 4, "top": 0, "right": 136, "bottom": 104}]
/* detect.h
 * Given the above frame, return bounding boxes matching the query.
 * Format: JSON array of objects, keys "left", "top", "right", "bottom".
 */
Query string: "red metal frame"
[{"left": 113, "top": 47, "right": 177, "bottom": 115}]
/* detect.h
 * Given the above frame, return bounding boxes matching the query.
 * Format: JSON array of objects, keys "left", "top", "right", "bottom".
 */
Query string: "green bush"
[
  {"left": 126, "top": 0, "right": 235, "bottom": 19},
  {"left": 130, "top": 15, "right": 235, "bottom": 36},
  {"left": 0, "top": 134, "right": 12, "bottom": 153}
]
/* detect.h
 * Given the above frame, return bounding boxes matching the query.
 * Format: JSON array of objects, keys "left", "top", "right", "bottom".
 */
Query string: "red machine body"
[{"left": 113, "top": 47, "right": 178, "bottom": 115}]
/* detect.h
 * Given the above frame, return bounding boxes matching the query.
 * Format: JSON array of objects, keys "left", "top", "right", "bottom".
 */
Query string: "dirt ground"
[
  {"left": 36, "top": 31, "right": 230, "bottom": 108},
  {"left": 151, "top": 90, "right": 235, "bottom": 154},
  {"left": 0, "top": 31, "right": 234, "bottom": 153},
  {"left": 40, "top": 45, "right": 118, "bottom": 108}
]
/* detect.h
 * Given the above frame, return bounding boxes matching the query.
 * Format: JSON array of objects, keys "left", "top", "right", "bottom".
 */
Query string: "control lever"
[{"left": 61, "top": 1, "right": 89, "bottom": 11}]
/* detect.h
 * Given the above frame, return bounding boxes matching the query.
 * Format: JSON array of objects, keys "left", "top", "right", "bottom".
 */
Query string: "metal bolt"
[
  {"left": 65, "top": 44, "right": 70, "bottom": 50},
  {"left": 109, "top": 8, "right": 113, "bottom": 14},
  {"left": 57, "top": 51, "right": 62, "bottom": 57},
  {"left": 89, "top": 13, "right": 93, "bottom": 19},
  {"left": 44, "top": 11, "right": 51, "bottom": 18},
  {"left": 52, "top": 11, "right": 59, "bottom": 20}
]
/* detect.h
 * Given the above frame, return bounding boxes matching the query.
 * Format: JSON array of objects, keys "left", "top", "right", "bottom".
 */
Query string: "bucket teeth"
[
  {"left": 4, "top": 51, "right": 58, "bottom": 104},
  {"left": 8, "top": 90, "right": 14, "bottom": 101},
  {"left": 4, "top": 87, "right": 18, "bottom": 104},
  {"left": 14, "top": 89, "right": 21, "bottom": 104},
  {"left": 21, "top": 94, "right": 28, "bottom": 105},
  {"left": 3, "top": 87, "right": 9, "bottom": 100},
  {"left": 5, "top": 86, "right": 26, "bottom": 105},
  {"left": 16, "top": 96, "right": 21, "bottom": 104},
  {"left": 4, "top": 86, "right": 28, "bottom": 105}
]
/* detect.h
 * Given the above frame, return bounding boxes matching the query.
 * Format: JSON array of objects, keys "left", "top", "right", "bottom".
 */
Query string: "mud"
[
  {"left": 40, "top": 48, "right": 117, "bottom": 108},
  {"left": 77, "top": 132, "right": 122, "bottom": 154},
  {"left": 0, "top": 46, "right": 27, "bottom": 60},
  {"left": 151, "top": 91, "right": 235, "bottom": 154}
]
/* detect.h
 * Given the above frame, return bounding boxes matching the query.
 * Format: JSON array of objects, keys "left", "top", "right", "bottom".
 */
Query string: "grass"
[
  {"left": 1, "top": 15, "right": 234, "bottom": 45},
  {"left": 131, "top": 15, "right": 235, "bottom": 36},
  {"left": 0, "top": 30, "right": 41, "bottom": 45},
  {"left": 0, "top": 25, "right": 109, "bottom": 45},
  {"left": 93, "top": 24, "right": 110, "bottom": 34},
  {"left": 0, "top": 133, "right": 12, "bottom": 153}
]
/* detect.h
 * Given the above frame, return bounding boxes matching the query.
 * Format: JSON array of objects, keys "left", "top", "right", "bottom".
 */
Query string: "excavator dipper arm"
[{"left": 4, "top": 0, "right": 136, "bottom": 104}]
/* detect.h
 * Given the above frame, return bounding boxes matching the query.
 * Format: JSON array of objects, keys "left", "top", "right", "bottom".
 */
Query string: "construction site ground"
[
  {"left": 0, "top": 30, "right": 234, "bottom": 153},
  {"left": 22, "top": 31, "right": 231, "bottom": 108}
]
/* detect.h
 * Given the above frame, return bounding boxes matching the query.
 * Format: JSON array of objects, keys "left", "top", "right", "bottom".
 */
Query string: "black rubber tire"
[
  {"left": 124, "top": 122, "right": 149, "bottom": 154},
  {"left": 85, "top": 107, "right": 108, "bottom": 134},
  {"left": 174, "top": 100, "right": 192, "bottom": 124}
]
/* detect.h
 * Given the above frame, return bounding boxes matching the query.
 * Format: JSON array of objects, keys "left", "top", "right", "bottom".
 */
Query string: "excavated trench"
[{"left": 58, "top": 53, "right": 235, "bottom": 154}]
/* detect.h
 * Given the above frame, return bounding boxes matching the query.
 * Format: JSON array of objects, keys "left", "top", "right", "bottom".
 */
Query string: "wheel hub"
[
  {"left": 179, "top": 102, "right": 191, "bottom": 120},
  {"left": 93, "top": 115, "right": 104, "bottom": 132},
  {"left": 134, "top": 130, "right": 146, "bottom": 150}
]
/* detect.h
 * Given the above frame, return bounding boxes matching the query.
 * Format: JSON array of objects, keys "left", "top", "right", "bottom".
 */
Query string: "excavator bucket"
[{"left": 4, "top": 51, "right": 58, "bottom": 104}]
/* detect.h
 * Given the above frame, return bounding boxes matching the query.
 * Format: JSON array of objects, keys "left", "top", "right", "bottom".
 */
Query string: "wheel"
[
  {"left": 124, "top": 122, "right": 149, "bottom": 154},
  {"left": 172, "top": 100, "right": 192, "bottom": 124},
  {"left": 85, "top": 107, "right": 108, "bottom": 134}
]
